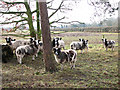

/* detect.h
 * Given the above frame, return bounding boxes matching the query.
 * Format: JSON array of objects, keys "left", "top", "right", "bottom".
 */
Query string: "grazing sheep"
[
  {"left": 15, "top": 40, "right": 39, "bottom": 64},
  {"left": 53, "top": 48, "right": 77, "bottom": 70},
  {"left": 70, "top": 38, "right": 88, "bottom": 53},
  {"left": 52, "top": 37, "right": 65, "bottom": 49},
  {"left": 102, "top": 38, "right": 115, "bottom": 51},
  {"left": 1, "top": 44, "right": 13, "bottom": 63}
]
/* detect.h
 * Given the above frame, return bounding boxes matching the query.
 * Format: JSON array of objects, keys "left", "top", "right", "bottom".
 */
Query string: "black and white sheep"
[
  {"left": 29, "top": 38, "right": 43, "bottom": 57},
  {"left": 15, "top": 40, "right": 39, "bottom": 64},
  {"left": 5, "top": 37, "right": 32, "bottom": 50},
  {"left": 53, "top": 48, "right": 77, "bottom": 70},
  {"left": 1, "top": 44, "right": 14, "bottom": 63},
  {"left": 52, "top": 37, "right": 65, "bottom": 49},
  {"left": 102, "top": 38, "right": 115, "bottom": 51},
  {"left": 70, "top": 38, "right": 88, "bottom": 53},
  {"left": 35, "top": 40, "right": 43, "bottom": 57}
]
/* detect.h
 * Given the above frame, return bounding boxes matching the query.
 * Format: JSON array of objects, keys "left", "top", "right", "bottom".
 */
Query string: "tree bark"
[
  {"left": 36, "top": 1, "right": 41, "bottom": 40},
  {"left": 39, "top": 1, "right": 57, "bottom": 72},
  {"left": 24, "top": 1, "right": 36, "bottom": 37}
]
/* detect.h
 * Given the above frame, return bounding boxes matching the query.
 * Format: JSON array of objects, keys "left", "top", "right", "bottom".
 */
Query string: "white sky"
[
  {"left": 0, "top": 0, "right": 119, "bottom": 28},
  {"left": 49, "top": 0, "right": 95, "bottom": 23},
  {"left": 48, "top": 0, "right": 119, "bottom": 26}
]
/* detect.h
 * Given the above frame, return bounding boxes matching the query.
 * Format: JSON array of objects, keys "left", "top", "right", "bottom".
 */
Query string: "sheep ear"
[
  {"left": 30, "top": 38, "right": 32, "bottom": 40},
  {"left": 86, "top": 40, "right": 88, "bottom": 42},
  {"left": 60, "top": 38, "right": 62, "bottom": 40},
  {"left": 38, "top": 40, "right": 40, "bottom": 43},
  {"left": 82, "top": 39, "right": 84, "bottom": 41}
]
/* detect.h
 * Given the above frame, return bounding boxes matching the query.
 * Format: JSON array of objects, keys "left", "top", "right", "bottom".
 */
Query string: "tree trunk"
[
  {"left": 39, "top": 1, "right": 57, "bottom": 72},
  {"left": 24, "top": 1, "right": 36, "bottom": 37},
  {"left": 36, "top": 1, "right": 41, "bottom": 40}
]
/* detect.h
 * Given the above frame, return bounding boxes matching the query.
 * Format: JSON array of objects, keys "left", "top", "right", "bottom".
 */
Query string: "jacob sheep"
[
  {"left": 35, "top": 40, "right": 43, "bottom": 57},
  {"left": 5, "top": 37, "right": 33, "bottom": 50},
  {"left": 102, "top": 38, "right": 115, "bottom": 51},
  {"left": 70, "top": 38, "right": 88, "bottom": 53},
  {"left": 53, "top": 48, "right": 77, "bottom": 70},
  {"left": 15, "top": 40, "right": 39, "bottom": 64},
  {"left": 52, "top": 37, "right": 65, "bottom": 49},
  {"left": 1, "top": 44, "right": 13, "bottom": 63}
]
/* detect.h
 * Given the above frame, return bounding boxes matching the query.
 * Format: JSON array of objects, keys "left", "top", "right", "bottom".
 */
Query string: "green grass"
[
  {"left": 51, "top": 31, "right": 66, "bottom": 34},
  {"left": 2, "top": 31, "right": 119, "bottom": 88}
]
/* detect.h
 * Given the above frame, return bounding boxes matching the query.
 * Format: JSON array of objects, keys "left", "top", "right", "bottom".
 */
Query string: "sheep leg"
[
  {"left": 19, "top": 57, "right": 22, "bottom": 64},
  {"left": 70, "top": 62, "right": 73, "bottom": 69},
  {"left": 71, "top": 61, "right": 76, "bottom": 69},
  {"left": 36, "top": 53, "right": 38, "bottom": 57},
  {"left": 17, "top": 56, "right": 20, "bottom": 64},
  {"left": 86, "top": 47, "right": 88, "bottom": 52},
  {"left": 32, "top": 55, "right": 35, "bottom": 60},
  {"left": 73, "top": 62, "right": 76, "bottom": 69},
  {"left": 36, "top": 49, "right": 40, "bottom": 57},
  {"left": 17, "top": 56, "right": 22, "bottom": 64},
  {"left": 106, "top": 47, "right": 108, "bottom": 51},
  {"left": 112, "top": 46, "right": 114, "bottom": 51}
]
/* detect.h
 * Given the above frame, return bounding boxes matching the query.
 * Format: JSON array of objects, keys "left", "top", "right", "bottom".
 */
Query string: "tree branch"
[
  {"left": 50, "top": 16, "right": 65, "bottom": 25},
  {"left": 4, "top": 14, "right": 22, "bottom": 21},
  {"left": 48, "top": 0, "right": 64, "bottom": 19},
  {"left": 1, "top": 0, "right": 25, "bottom": 4},
  {"left": 47, "top": 0, "right": 54, "bottom": 4},
  {"left": 0, "top": 12, "right": 26, "bottom": 14},
  {"left": 32, "top": 9, "right": 37, "bottom": 14},
  {"left": 0, "top": 19, "right": 27, "bottom": 24}
]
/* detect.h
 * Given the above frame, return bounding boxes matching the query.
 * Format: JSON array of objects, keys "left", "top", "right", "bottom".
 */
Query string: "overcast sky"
[
  {"left": 48, "top": 0, "right": 118, "bottom": 26},
  {"left": 0, "top": 0, "right": 119, "bottom": 28}
]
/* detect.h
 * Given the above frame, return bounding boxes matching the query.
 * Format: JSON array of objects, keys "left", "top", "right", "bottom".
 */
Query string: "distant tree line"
[{"left": 55, "top": 17, "right": 118, "bottom": 29}]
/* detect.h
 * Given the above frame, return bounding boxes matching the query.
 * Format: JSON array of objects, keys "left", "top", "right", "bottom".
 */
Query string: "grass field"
[{"left": 2, "top": 31, "right": 119, "bottom": 88}]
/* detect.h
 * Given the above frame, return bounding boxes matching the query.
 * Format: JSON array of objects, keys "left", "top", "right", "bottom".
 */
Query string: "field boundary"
[{"left": 51, "top": 26, "right": 119, "bottom": 33}]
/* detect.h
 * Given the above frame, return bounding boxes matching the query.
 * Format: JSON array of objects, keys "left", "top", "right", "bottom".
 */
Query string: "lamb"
[
  {"left": 70, "top": 38, "right": 88, "bottom": 53},
  {"left": 102, "top": 38, "right": 115, "bottom": 51},
  {"left": 52, "top": 37, "right": 65, "bottom": 49},
  {"left": 53, "top": 48, "right": 77, "bottom": 70},
  {"left": 15, "top": 40, "right": 39, "bottom": 64}
]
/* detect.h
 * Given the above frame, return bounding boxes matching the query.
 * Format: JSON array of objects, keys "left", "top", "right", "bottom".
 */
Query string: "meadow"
[{"left": 2, "top": 31, "right": 119, "bottom": 88}]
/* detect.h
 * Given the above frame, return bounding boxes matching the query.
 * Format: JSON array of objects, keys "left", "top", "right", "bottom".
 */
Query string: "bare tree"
[
  {"left": 0, "top": 0, "right": 77, "bottom": 38},
  {"left": 39, "top": 1, "right": 57, "bottom": 72},
  {"left": 0, "top": 0, "right": 36, "bottom": 37},
  {"left": 87, "top": 0, "right": 118, "bottom": 23}
]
